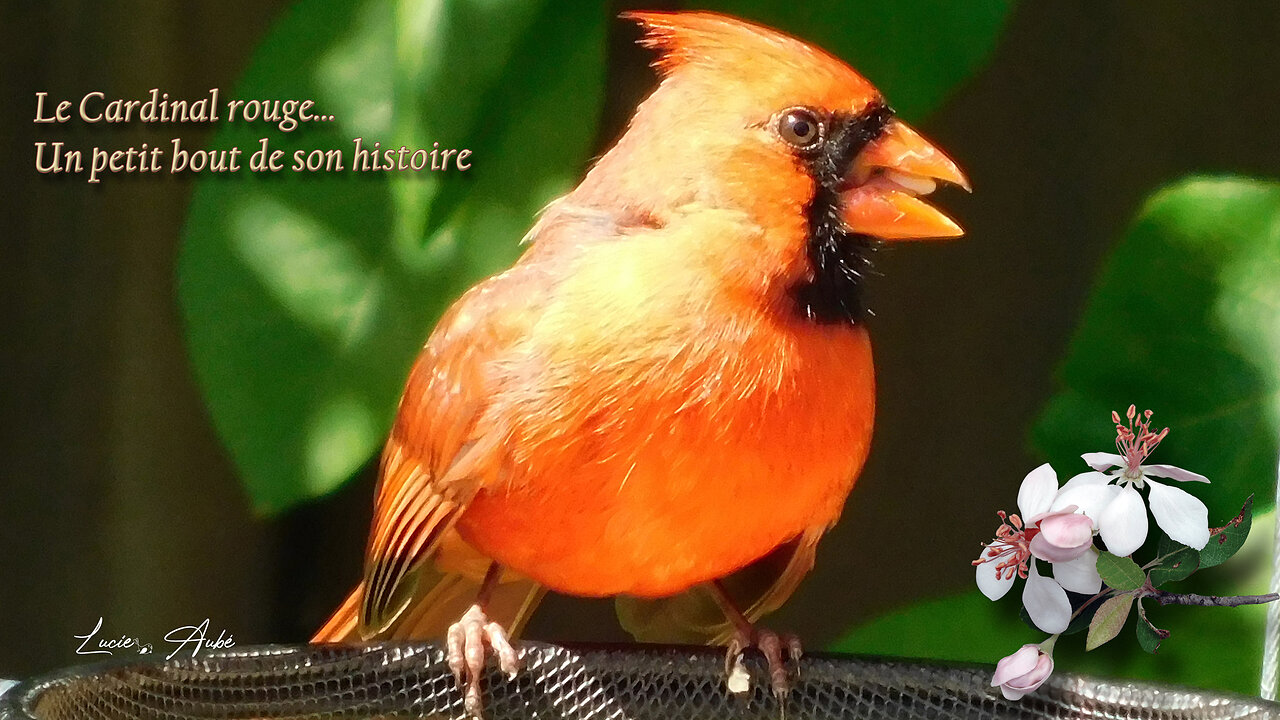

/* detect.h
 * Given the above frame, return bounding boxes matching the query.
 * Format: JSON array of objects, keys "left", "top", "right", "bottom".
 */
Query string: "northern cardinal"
[{"left": 314, "top": 10, "right": 966, "bottom": 712}]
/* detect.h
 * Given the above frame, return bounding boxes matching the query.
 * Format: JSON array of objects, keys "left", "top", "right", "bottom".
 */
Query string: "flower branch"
[{"left": 1146, "top": 590, "right": 1279, "bottom": 608}]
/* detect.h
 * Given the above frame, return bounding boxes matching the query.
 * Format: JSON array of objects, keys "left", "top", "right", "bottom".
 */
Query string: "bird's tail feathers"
[{"left": 312, "top": 570, "right": 545, "bottom": 643}]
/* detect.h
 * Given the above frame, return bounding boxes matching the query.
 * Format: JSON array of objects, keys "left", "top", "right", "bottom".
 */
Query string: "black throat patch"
[{"left": 791, "top": 102, "right": 895, "bottom": 325}]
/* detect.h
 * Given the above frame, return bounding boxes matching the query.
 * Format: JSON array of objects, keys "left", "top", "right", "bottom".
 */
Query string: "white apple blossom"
[
  {"left": 975, "top": 464, "right": 1103, "bottom": 633},
  {"left": 1048, "top": 406, "right": 1209, "bottom": 556},
  {"left": 976, "top": 407, "right": 1262, "bottom": 703}
]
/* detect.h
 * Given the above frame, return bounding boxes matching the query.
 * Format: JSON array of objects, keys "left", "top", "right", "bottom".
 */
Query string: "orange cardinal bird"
[{"left": 314, "top": 10, "right": 966, "bottom": 712}]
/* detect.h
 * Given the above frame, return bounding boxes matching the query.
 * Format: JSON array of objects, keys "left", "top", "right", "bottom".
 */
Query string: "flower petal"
[
  {"left": 1081, "top": 452, "right": 1125, "bottom": 472},
  {"left": 1050, "top": 483, "right": 1121, "bottom": 528},
  {"left": 993, "top": 681, "right": 1024, "bottom": 696},
  {"left": 1014, "top": 653, "right": 1055, "bottom": 694},
  {"left": 1061, "top": 471, "right": 1111, "bottom": 490},
  {"left": 1031, "top": 512, "right": 1094, "bottom": 562},
  {"left": 1052, "top": 550, "right": 1102, "bottom": 594},
  {"left": 976, "top": 548, "right": 1016, "bottom": 601},
  {"left": 991, "top": 645, "right": 1041, "bottom": 687},
  {"left": 1143, "top": 464, "right": 1210, "bottom": 484},
  {"left": 1099, "top": 485, "right": 1148, "bottom": 556},
  {"left": 1147, "top": 479, "right": 1211, "bottom": 550},
  {"left": 998, "top": 651, "right": 1055, "bottom": 699},
  {"left": 1000, "top": 686, "right": 1029, "bottom": 701},
  {"left": 1023, "top": 565, "right": 1071, "bottom": 633},
  {"left": 1018, "top": 463, "right": 1059, "bottom": 519}
]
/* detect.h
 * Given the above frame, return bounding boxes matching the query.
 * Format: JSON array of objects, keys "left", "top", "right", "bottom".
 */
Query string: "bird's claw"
[
  {"left": 446, "top": 604, "right": 521, "bottom": 717},
  {"left": 724, "top": 627, "right": 803, "bottom": 698}
]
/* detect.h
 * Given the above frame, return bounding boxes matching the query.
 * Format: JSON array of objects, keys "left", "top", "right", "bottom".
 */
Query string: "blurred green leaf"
[
  {"left": 835, "top": 513, "right": 1274, "bottom": 694},
  {"left": 1086, "top": 594, "right": 1133, "bottom": 651},
  {"left": 1033, "top": 177, "right": 1280, "bottom": 520},
  {"left": 179, "top": 0, "right": 607, "bottom": 513},
  {"left": 1097, "top": 552, "right": 1145, "bottom": 591},
  {"left": 1149, "top": 546, "right": 1199, "bottom": 587},
  {"left": 1202, "top": 495, "right": 1254, "bottom": 568},
  {"left": 703, "top": 0, "right": 1015, "bottom": 119}
]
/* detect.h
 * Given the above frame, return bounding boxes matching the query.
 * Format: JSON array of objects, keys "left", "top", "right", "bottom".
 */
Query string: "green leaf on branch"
[
  {"left": 178, "top": 0, "right": 608, "bottom": 513},
  {"left": 1201, "top": 495, "right": 1254, "bottom": 568},
  {"left": 1086, "top": 594, "right": 1134, "bottom": 651},
  {"left": 1149, "top": 546, "right": 1200, "bottom": 587},
  {"left": 1033, "top": 177, "right": 1280, "bottom": 520},
  {"left": 1156, "top": 533, "right": 1182, "bottom": 557},
  {"left": 1134, "top": 602, "right": 1169, "bottom": 654},
  {"left": 1097, "top": 552, "right": 1146, "bottom": 591}
]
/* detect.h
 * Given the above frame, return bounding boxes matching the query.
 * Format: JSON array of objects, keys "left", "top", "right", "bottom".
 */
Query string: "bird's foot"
[
  {"left": 446, "top": 604, "right": 521, "bottom": 717},
  {"left": 724, "top": 626, "right": 803, "bottom": 698}
]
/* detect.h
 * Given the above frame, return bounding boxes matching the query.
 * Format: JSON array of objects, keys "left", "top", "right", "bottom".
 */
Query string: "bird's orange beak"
[{"left": 839, "top": 119, "right": 969, "bottom": 241}]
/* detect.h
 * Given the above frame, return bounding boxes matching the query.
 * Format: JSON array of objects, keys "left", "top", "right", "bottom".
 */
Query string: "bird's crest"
[
  {"left": 622, "top": 11, "right": 876, "bottom": 110},
  {"left": 624, "top": 11, "right": 805, "bottom": 75}
]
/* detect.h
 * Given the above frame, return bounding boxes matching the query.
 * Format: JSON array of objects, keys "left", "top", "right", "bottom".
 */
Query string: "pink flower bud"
[
  {"left": 1029, "top": 508, "right": 1094, "bottom": 563},
  {"left": 991, "top": 643, "right": 1054, "bottom": 700}
]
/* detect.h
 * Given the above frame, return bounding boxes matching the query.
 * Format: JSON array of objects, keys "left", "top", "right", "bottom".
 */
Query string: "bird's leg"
[
  {"left": 445, "top": 563, "right": 520, "bottom": 717},
  {"left": 710, "top": 580, "right": 803, "bottom": 698}
]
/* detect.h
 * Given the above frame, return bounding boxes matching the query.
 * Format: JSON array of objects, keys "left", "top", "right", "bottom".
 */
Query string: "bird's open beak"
[{"left": 839, "top": 119, "right": 969, "bottom": 241}]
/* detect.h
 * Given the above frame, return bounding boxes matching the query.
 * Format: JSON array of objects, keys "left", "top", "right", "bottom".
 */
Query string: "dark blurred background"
[{"left": 4, "top": 1, "right": 1280, "bottom": 678}]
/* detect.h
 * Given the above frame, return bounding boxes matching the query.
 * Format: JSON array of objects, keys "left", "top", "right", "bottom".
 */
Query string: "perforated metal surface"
[{"left": 2, "top": 642, "right": 1275, "bottom": 720}]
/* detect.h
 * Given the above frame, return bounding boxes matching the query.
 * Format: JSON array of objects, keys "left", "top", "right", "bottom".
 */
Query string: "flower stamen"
[
  {"left": 1113, "top": 405, "right": 1169, "bottom": 484},
  {"left": 975, "top": 510, "right": 1037, "bottom": 580}
]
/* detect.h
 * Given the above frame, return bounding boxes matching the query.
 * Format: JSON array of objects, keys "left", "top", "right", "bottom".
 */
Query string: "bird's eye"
[{"left": 777, "top": 107, "right": 823, "bottom": 150}]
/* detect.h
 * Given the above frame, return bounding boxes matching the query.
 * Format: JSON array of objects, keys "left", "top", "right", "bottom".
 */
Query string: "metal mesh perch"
[{"left": 2, "top": 641, "right": 1276, "bottom": 720}]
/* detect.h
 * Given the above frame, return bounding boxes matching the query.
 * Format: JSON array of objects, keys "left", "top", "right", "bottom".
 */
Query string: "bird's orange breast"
[{"left": 454, "top": 230, "right": 875, "bottom": 598}]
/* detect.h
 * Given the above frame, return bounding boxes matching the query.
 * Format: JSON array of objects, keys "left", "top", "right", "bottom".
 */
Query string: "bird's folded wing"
[
  {"left": 358, "top": 274, "right": 532, "bottom": 638},
  {"left": 357, "top": 204, "right": 661, "bottom": 637}
]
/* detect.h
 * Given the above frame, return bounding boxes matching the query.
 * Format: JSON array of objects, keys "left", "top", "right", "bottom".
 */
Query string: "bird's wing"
[
  {"left": 615, "top": 527, "right": 824, "bottom": 644},
  {"left": 358, "top": 269, "right": 540, "bottom": 637},
  {"left": 356, "top": 203, "right": 618, "bottom": 638}
]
